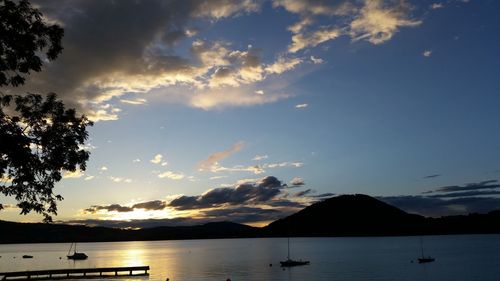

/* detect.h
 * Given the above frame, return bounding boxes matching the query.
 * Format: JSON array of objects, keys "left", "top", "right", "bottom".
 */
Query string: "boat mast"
[
  {"left": 287, "top": 237, "right": 290, "bottom": 260},
  {"left": 67, "top": 243, "right": 73, "bottom": 256},
  {"left": 420, "top": 237, "right": 424, "bottom": 258}
]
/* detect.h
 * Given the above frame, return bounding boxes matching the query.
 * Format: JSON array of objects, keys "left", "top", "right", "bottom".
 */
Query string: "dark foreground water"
[{"left": 0, "top": 235, "right": 499, "bottom": 281}]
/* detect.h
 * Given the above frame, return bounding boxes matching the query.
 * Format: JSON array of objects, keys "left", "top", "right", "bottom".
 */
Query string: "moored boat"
[
  {"left": 280, "top": 238, "right": 310, "bottom": 267},
  {"left": 67, "top": 243, "right": 88, "bottom": 260}
]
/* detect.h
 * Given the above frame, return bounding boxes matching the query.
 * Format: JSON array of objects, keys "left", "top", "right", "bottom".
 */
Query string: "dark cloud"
[
  {"left": 267, "top": 200, "right": 306, "bottom": 208},
  {"left": 19, "top": 0, "right": 262, "bottom": 117},
  {"left": 168, "top": 196, "right": 200, "bottom": 210},
  {"left": 434, "top": 180, "right": 500, "bottom": 193},
  {"left": 202, "top": 206, "right": 282, "bottom": 224},
  {"left": 295, "top": 188, "right": 313, "bottom": 197},
  {"left": 168, "top": 176, "right": 286, "bottom": 210},
  {"left": 311, "top": 192, "right": 335, "bottom": 198},
  {"left": 427, "top": 190, "right": 500, "bottom": 199},
  {"left": 29, "top": 1, "right": 189, "bottom": 98},
  {"left": 422, "top": 174, "right": 441, "bottom": 179},
  {"left": 132, "top": 200, "right": 167, "bottom": 210},
  {"left": 84, "top": 204, "right": 133, "bottom": 214},
  {"left": 379, "top": 195, "right": 500, "bottom": 217},
  {"left": 85, "top": 200, "right": 168, "bottom": 214}
]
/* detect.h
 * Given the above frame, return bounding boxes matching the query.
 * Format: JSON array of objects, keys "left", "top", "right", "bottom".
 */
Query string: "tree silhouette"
[{"left": 0, "top": 0, "right": 92, "bottom": 222}]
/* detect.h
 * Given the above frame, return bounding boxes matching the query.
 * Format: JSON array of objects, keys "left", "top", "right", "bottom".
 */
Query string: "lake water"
[{"left": 0, "top": 235, "right": 499, "bottom": 281}]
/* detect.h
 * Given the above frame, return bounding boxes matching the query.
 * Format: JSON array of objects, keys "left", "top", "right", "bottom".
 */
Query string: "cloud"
[
  {"left": 274, "top": 0, "right": 356, "bottom": 17},
  {"left": 280, "top": 0, "right": 421, "bottom": 54},
  {"left": 310, "top": 56, "right": 324, "bottom": 64},
  {"left": 295, "top": 103, "right": 308, "bottom": 108},
  {"left": 63, "top": 169, "right": 84, "bottom": 179},
  {"left": 288, "top": 26, "right": 341, "bottom": 53},
  {"left": 84, "top": 175, "right": 95, "bottom": 181},
  {"left": 252, "top": 154, "right": 268, "bottom": 161},
  {"left": 295, "top": 188, "right": 313, "bottom": 197},
  {"left": 209, "top": 175, "right": 228, "bottom": 180},
  {"left": 379, "top": 195, "right": 500, "bottom": 217},
  {"left": 201, "top": 206, "right": 282, "bottom": 224},
  {"left": 422, "top": 174, "right": 441, "bottom": 179},
  {"left": 433, "top": 180, "right": 500, "bottom": 193},
  {"left": 290, "top": 177, "right": 305, "bottom": 186},
  {"left": 198, "top": 141, "right": 244, "bottom": 171},
  {"left": 100, "top": 166, "right": 108, "bottom": 171},
  {"left": 210, "top": 163, "right": 265, "bottom": 174},
  {"left": 21, "top": 0, "right": 295, "bottom": 119},
  {"left": 189, "top": 86, "right": 290, "bottom": 110},
  {"left": 267, "top": 200, "right": 306, "bottom": 208},
  {"left": 150, "top": 154, "right": 163, "bottom": 164},
  {"left": 84, "top": 204, "right": 133, "bottom": 214},
  {"left": 109, "top": 176, "right": 132, "bottom": 183},
  {"left": 349, "top": 0, "right": 422, "bottom": 45},
  {"left": 430, "top": 3, "right": 444, "bottom": 9},
  {"left": 192, "top": 0, "right": 261, "bottom": 19},
  {"left": 168, "top": 176, "right": 287, "bottom": 210},
  {"left": 208, "top": 161, "right": 303, "bottom": 175},
  {"left": 133, "top": 159, "right": 141, "bottom": 163},
  {"left": 132, "top": 200, "right": 167, "bottom": 211},
  {"left": 84, "top": 199, "right": 168, "bottom": 215},
  {"left": 0, "top": 203, "right": 18, "bottom": 212},
  {"left": 423, "top": 50, "right": 432, "bottom": 57},
  {"left": 311, "top": 192, "right": 335, "bottom": 198},
  {"left": 158, "top": 171, "right": 185, "bottom": 180},
  {"left": 287, "top": 16, "right": 314, "bottom": 34},
  {"left": 427, "top": 190, "right": 500, "bottom": 199},
  {"left": 265, "top": 57, "right": 302, "bottom": 74},
  {"left": 0, "top": 175, "right": 13, "bottom": 183},
  {"left": 79, "top": 143, "right": 97, "bottom": 151},
  {"left": 21, "top": 0, "right": 422, "bottom": 119},
  {"left": 265, "top": 161, "right": 304, "bottom": 168},
  {"left": 120, "top": 98, "right": 147, "bottom": 105}
]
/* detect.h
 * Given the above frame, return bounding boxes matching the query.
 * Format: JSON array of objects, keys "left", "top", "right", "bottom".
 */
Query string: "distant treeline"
[{"left": 1, "top": 195, "right": 499, "bottom": 244}]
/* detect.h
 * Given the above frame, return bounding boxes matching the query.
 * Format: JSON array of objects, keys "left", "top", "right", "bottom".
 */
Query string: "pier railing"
[{"left": 0, "top": 266, "right": 149, "bottom": 280}]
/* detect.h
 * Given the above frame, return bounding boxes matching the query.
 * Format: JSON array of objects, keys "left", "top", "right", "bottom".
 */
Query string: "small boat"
[
  {"left": 67, "top": 242, "right": 88, "bottom": 260},
  {"left": 280, "top": 238, "right": 310, "bottom": 267},
  {"left": 22, "top": 255, "right": 33, "bottom": 259},
  {"left": 280, "top": 259, "right": 310, "bottom": 267},
  {"left": 418, "top": 257, "right": 435, "bottom": 263},
  {"left": 417, "top": 237, "right": 435, "bottom": 264}
]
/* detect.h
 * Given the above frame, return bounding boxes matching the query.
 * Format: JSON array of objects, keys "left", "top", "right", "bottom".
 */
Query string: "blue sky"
[{"left": 1, "top": 0, "right": 500, "bottom": 226}]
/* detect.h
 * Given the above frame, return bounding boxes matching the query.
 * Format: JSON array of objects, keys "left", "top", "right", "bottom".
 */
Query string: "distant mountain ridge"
[{"left": 1, "top": 194, "right": 499, "bottom": 243}]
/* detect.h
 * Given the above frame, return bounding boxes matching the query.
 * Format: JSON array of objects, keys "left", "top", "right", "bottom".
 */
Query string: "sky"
[{"left": 1, "top": 0, "right": 500, "bottom": 227}]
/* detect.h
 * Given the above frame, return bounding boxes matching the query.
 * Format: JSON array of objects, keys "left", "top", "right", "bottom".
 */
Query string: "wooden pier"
[{"left": 0, "top": 266, "right": 149, "bottom": 280}]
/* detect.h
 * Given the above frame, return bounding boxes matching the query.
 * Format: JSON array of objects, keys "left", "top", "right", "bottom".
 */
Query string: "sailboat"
[
  {"left": 67, "top": 242, "right": 88, "bottom": 260},
  {"left": 280, "top": 237, "right": 310, "bottom": 267},
  {"left": 417, "top": 237, "right": 435, "bottom": 264}
]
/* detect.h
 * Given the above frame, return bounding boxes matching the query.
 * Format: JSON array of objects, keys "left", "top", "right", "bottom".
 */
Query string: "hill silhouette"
[
  {"left": 1, "top": 194, "right": 499, "bottom": 243},
  {"left": 264, "top": 194, "right": 425, "bottom": 236}
]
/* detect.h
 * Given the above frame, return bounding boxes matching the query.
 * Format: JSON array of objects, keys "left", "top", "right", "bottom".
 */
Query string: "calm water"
[{"left": 0, "top": 235, "right": 499, "bottom": 281}]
